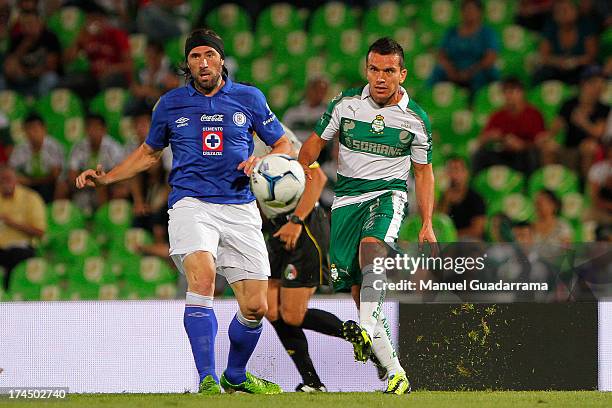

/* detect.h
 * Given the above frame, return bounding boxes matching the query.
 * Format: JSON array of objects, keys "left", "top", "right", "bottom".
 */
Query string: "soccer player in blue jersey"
[{"left": 76, "top": 28, "right": 291, "bottom": 394}]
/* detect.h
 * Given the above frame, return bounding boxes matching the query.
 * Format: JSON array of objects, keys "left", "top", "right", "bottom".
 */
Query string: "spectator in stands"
[
  {"left": 472, "top": 77, "right": 546, "bottom": 175},
  {"left": 428, "top": 0, "right": 500, "bottom": 94},
  {"left": 128, "top": 41, "right": 179, "bottom": 111},
  {"left": 126, "top": 107, "right": 170, "bottom": 243},
  {"left": 533, "top": 0, "right": 598, "bottom": 85},
  {"left": 438, "top": 156, "right": 486, "bottom": 241},
  {"left": 0, "top": 164, "right": 46, "bottom": 290},
  {"left": 515, "top": 0, "right": 554, "bottom": 32},
  {"left": 532, "top": 189, "right": 573, "bottom": 245},
  {"left": 0, "top": 0, "right": 10, "bottom": 90},
  {"left": 63, "top": 2, "right": 132, "bottom": 99},
  {"left": 0, "top": 112, "right": 11, "bottom": 164},
  {"left": 3, "top": 9, "right": 61, "bottom": 97},
  {"left": 283, "top": 76, "right": 329, "bottom": 143},
  {"left": 586, "top": 142, "right": 612, "bottom": 226},
  {"left": 546, "top": 65, "right": 610, "bottom": 177},
  {"left": 9, "top": 113, "right": 64, "bottom": 203},
  {"left": 68, "top": 113, "right": 125, "bottom": 213},
  {"left": 137, "top": 0, "right": 189, "bottom": 44}
]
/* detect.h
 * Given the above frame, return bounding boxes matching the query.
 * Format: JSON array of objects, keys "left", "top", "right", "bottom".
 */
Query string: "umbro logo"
[{"left": 175, "top": 117, "right": 190, "bottom": 127}]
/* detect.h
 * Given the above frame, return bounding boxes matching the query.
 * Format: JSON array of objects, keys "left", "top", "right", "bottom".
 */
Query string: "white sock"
[
  {"left": 371, "top": 310, "right": 404, "bottom": 378},
  {"left": 359, "top": 264, "right": 385, "bottom": 337}
]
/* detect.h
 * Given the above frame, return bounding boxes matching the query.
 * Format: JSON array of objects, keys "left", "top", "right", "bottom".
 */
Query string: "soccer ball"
[{"left": 250, "top": 154, "right": 306, "bottom": 208}]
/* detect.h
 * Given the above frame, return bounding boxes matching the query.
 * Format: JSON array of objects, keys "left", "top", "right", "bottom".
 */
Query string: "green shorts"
[{"left": 329, "top": 191, "right": 408, "bottom": 292}]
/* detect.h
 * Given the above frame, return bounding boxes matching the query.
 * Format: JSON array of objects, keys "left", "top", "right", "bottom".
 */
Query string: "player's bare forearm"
[
  {"left": 298, "top": 133, "right": 327, "bottom": 167},
  {"left": 104, "top": 143, "right": 162, "bottom": 184},
  {"left": 293, "top": 166, "right": 327, "bottom": 221},
  {"left": 412, "top": 161, "right": 435, "bottom": 228},
  {"left": 269, "top": 135, "right": 292, "bottom": 156}
]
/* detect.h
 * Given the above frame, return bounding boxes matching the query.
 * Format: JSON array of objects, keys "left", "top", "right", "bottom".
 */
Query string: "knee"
[
  {"left": 265, "top": 308, "right": 279, "bottom": 322},
  {"left": 280, "top": 306, "right": 305, "bottom": 327},
  {"left": 242, "top": 299, "right": 267, "bottom": 321},
  {"left": 188, "top": 276, "right": 215, "bottom": 296}
]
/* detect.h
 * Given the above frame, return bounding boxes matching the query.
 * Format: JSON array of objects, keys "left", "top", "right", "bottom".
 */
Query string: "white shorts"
[{"left": 168, "top": 197, "right": 270, "bottom": 283}]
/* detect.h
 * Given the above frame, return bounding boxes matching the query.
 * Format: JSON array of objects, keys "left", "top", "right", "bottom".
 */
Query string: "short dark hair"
[
  {"left": 461, "top": 0, "right": 483, "bottom": 10},
  {"left": 24, "top": 112, "right": 44, "bottom": 125},
  {"left": 85, "top": 113, "right": 106, "bottom": 127},
  {"left": 501, "top": 76, "right": 524, "bottom": 90},
  {"left": 538, "top": 189, "right": 562, "bottom": 216},
  {"left": 367, "top": 37, "right": 405, "bottom": 69}
]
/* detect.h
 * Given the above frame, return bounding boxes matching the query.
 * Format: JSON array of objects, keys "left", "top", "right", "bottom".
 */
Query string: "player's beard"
[{"left": 194, "top": 71, "right": 222, "bottom": 94}]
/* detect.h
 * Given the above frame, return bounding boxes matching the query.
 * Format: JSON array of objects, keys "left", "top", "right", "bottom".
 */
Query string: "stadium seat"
[
  {"left": 498, "top": 25, "right": 538, "bottom": 83},
  {"left": 484, "top": 0, "right": 516, "bottom": 29},
  {"left": 256, "top": 3, "right": 303, "bottom": 51},
  {"left": 327, "top": 29, "right": 366, "bottom": 84},
  {"left": 310, "top": 2, "right": 357, "bottom": 49},
  {"left": 272, "top": 30, "right": 314, "bottom": 88},
  {"left": 90, "top": 88, "right": 129, "bottom": 141},
  {"left": 9, "top": 258, "right": 61, "bottom": 301},
  {"left": 65, "top": 256, "right": 119, "bottom": 300},
  {"left": 436, "top": 109, "right": 479, "bottom": 159},
  {"left": 43, "top": 200, "right": 87, "bottom": 256},
  {"left": 0, "top": 90, "right": 28, "bottom": 121},
  {"left": 416, "top": 0, "right": 458, "bottom": 46},
  {"left": 527, "top": 80, "right": 573, "bottom": 125},
  {"left": 129, "top": 34, "right": 148, "bottom": 73},
  {"left": 267, "top": 82, "right": 295, "bottom": 119},
  {"left": 487, "top": 192, "right": 534, "bottom": 221},
  {"left": 473, "top": 81, "right": 504, "bottom": 126},
  {"left": 93, "top": 199, "right": 134, "bottom": 247},
  {"left": 55, "top": 229, "right": 101, "bottom": 267},
  {"left": 406, "top": 52, "right": 436, "bottom": 94},
  {"left": 34, "top": 88, "right": 84, "bottom": 146},
  {"left": 527, "top": 164, "right": 579, "bottom": 199},
  {"left": 363, "top": 1, "right": 408, "bottom": 44},
  {"left": 473, "top": 165, "right": 525, "bottom": 204},
  {"left": 398, "top": 213, "right": 458, "bottom": 243},
  {"left": 47, "top": 6, "right": 85, "bottom": 48},
  {"left": 122, "top": 256, "right": 177, "bottom": 300},
  {"left": 236, "top": 55, "right": 281, "bottom": 92},
  {"left": 225, "top": 30, "right": 260, "bottom": 65},
  {"left": 164, "top": 33, "right": 190, "bottom": 67},
  {"left": 205, "top": 4, "right": 251, "bottom": 40},
  {"left": 107, "top": 228, "right": 154, "bottom": 277}
]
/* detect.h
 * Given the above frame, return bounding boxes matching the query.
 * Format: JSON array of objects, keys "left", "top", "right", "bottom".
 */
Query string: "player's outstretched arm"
[
  {"left": 75, "top": 143, "right": 163, "bottom": 189},
  {"left": 238, "top": 135, "right": 292, "bottom": 176},
  {"left": 412, "top": 161, "right": 437, "bottom": 244},
  {"left": 298, "top": 132, "right": 327, "bottom": 178}
]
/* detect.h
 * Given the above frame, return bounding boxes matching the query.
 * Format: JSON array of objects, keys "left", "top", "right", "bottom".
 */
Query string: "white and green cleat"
[
  {"left": 384, "top": 372, "right": 411, "bottom": 395},
  {"left": 220, "top": 371, "right": 283, "bottom": 394}
]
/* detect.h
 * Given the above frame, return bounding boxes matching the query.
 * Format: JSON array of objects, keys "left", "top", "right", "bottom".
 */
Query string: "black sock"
[
  {"left": 301, "top": 308, "right": 344, "bottom": 338},
  {"left": 270, "top": 319, "right": 322, "bottom": 387}
]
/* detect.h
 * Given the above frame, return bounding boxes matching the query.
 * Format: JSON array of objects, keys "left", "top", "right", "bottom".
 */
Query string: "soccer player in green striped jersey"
[{"left": 298, "top": 37, "right": 437, "bottom": 395}]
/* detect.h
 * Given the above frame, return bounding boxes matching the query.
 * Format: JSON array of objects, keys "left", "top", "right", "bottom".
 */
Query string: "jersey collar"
[
  {"left": 361, "top": 84, "right": 410, "bottom": 113},
  {"left": 187, "top": 75, "right": 233, "bottom": 96}
]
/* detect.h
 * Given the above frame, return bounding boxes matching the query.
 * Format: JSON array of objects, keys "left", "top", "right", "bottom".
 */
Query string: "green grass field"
[{"left": 1, "top": 391, "right": 610, "bottom": 408}]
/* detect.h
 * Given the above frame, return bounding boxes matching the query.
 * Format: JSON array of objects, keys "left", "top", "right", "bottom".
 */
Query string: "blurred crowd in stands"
[{"left": 0, "top": 0, "right": 611, "bottom": 300}]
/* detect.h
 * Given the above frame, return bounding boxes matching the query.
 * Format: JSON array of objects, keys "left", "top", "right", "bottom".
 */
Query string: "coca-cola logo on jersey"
[{"left": 200, "top": 114, "right": 224, "bottom": 122}]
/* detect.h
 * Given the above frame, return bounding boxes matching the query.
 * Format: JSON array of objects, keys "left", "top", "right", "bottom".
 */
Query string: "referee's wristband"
[{"left": 289, "top": 214, "right": 303, "bottom": 225}]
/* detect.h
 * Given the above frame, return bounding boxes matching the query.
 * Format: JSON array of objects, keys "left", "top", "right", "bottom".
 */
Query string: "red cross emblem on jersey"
[{"left": 202, "top": 127, "right": 223, "bottom": 156}]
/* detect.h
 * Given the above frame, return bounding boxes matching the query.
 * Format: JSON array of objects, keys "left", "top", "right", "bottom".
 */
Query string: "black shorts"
[{"left": 266, "top": 206, "right": 330, "bottom": 288}]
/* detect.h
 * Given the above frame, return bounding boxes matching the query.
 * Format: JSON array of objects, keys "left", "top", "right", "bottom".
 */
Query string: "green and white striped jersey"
[{"left": 314, "top": 85, "right": 432, "bottom": 210}]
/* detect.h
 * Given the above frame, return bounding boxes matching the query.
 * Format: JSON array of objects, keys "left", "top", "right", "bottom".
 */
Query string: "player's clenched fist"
[{"left": 75, "top": 164, "right": 108, "bottom": 189}]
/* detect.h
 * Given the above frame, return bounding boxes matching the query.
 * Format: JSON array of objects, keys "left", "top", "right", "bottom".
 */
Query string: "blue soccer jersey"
[{"left": 145, "top": 78, "right": 284, "bottom": 208}]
